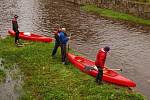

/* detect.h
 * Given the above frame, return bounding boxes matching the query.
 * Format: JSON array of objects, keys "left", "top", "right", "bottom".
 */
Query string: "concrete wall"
[{"left": 67, "top": 0, "right": 150, "bottom": 19}]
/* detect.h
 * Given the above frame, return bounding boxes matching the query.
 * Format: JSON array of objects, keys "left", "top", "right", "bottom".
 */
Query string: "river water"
[
  {"left": 0, "top": 58, "right": 22, "bottom": 100},
  {"left": 0, "top": 0, "right": 150, "bottom": 99}
]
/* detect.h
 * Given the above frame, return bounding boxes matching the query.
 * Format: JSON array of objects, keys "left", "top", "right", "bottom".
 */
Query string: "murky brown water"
[{"left": 0, "top": 0, "right": 150, "bottom": 99}]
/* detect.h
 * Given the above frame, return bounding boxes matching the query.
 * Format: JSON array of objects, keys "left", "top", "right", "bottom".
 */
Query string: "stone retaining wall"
[{"left": 67, "top": 0, "right": 150, "bottom": 19}]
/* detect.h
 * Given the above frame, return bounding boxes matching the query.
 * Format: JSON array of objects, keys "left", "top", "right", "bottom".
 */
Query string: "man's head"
[
  {"left": 104, "top": 46, "right": 110, "bottom": 52},
  {"left": 61, "top": 28, "right": 66, "bottom": 32},
  {"left": 14, "top": 15, "right": 18, "bottom": 18},
  {"left": 54, "top": 24, "right": 60, "bottom": 30}
]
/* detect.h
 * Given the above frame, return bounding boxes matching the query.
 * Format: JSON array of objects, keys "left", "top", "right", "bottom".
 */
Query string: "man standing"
[
  {"left": 58, "top": 28, "right": 69, "bottom": 65},
  {"left": 12, "top": 15, "right": 19, "bottom": 44},
  {"left": 95, "top": 46, "right": 110, "bottom": 84},
  {"left": 51, "top": 26, "right": 61, "bottom": 58}
]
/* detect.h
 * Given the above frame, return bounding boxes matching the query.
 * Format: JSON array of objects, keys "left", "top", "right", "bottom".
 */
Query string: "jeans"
[
  {"left": 15, "top": 30, "right": 19, "bottom": 43},
  {"left": 51, "top": 41, "right": 60, "bottom": 56},
  {"left": 60, "top": 44, "right": 67, "bottom": 63},
  {"left": 96, "top": 67, "right": 103, "bottom": 83}
]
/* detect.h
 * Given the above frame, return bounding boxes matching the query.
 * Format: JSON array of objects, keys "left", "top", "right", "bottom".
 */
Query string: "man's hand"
[
  {"left": 93, "top": 66, "right": 98, "bottom": 70},
  {"left": 103, "top": 67, "right": 107, "bottom": 70}
]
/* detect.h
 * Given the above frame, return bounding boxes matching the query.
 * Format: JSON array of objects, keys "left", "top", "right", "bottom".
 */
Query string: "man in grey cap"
[{"left": 58, "top": 28, "right": 70, "bottom": 64}]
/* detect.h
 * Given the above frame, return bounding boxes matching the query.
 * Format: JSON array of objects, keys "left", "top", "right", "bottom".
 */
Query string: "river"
[{"left": 0, "top": 0, "right": 150, "bottom": 99}]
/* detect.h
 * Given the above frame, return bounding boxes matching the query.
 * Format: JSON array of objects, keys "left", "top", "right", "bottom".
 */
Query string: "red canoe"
[
  {"left": 67, "top": 53, "right": 136, "bottom": 87},
  {"left": 8, "top": 29, "right": 53, "bottom": 43}
]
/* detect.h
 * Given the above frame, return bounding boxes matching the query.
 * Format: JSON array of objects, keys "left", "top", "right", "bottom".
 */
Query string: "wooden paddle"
[
  {"left": 66, "top": 33, "right": 72, "bottom": 64},
  {"left": 67, "top": 33, "right": 71, "bottom": 52},
  {"left": 16, "top": 44, "right": 24, "bottom": 47},
  {"left": 84, "top": 65, "right": 122, "bottom": 71},
  {"left": 22, "top": 42, "right": 31, "bottom": 45},
  {"left": 15, "top": 42, "right": 25, "bottom": 47}
]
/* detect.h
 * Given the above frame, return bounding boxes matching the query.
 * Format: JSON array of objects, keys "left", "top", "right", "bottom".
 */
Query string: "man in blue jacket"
[
  {"left": 51, "top": 26, "right": 61, "bottom": 58},
  {"left": 58, "top": 28, "right": 69, "bottom": 64}
]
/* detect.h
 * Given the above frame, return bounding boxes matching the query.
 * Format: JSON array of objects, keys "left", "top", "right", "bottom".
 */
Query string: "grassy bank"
[
  {"left": 0, "top": 37, "right": 145, "bottom": 100},
  {"left": 0, "top": 70, "right": 5, "bottom": 83},
  {"left": 130, "top": 0, "right": 150, "bottom": 3},
  {"left": 81, "top": 5, "right": 150, "bottom": 26}
]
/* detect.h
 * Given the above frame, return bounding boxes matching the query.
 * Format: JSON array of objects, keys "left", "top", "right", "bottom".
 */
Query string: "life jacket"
[
  {"left": 12, "top": 18, "right": 18, "bottom": 32},
  {"left": 95, "top": 48, "right": 107, "bottom": 68}
]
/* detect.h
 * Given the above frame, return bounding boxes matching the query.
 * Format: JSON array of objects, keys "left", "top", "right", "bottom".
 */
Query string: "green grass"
[
  {"left": 0, "top": 37, "right": 145, "bottom": 100},
  {"left": 81, "top": 5, "right": 150, "bottom": 26},
  {"left": 0, "top": 69, "right": 5, "bottom": 83}
]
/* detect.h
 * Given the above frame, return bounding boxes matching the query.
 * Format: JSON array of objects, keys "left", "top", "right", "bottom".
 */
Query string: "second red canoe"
[{"left": 8, "top": 29, "right": 53, "bottom": 43}]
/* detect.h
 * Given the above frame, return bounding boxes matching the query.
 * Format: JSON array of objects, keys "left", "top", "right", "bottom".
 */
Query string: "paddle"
[
  {"left": 16, "top": 44, "right": 24, "bottom": 47},
  {"left": 66, "top": 33, "right": 72, "bottom": 64},
  {"left": 109, "top": 68, "right": 122, "bottom": 71},
  {"left": 83, "top": 65, "right": 122, "bottom": 71},
  {"left": 22, "top": 42, "right": 31, "bottom": 45},
  {"left": 68, "top": 33, "right": 72, "bottom": 52}
]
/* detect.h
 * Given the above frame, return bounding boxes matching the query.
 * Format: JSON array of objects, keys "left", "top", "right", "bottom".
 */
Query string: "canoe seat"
[
  {"left": 75, "top": 56, "right": 85, "bottom": 62},
  {"left": 24, "top": 32, "right": 31, "bottom": 36}
]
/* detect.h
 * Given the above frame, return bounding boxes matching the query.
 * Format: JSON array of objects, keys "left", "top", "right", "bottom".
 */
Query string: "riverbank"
[
  {"left": 0, "top": 37, "right": 145, "bottom": 99},
  {"left": 131, "top": 0, "right": 150, "bottom": 3},
  {"left": 67, "top": 0, "right": 150, "bottom": 19},
  {"left": 81, "top": 5, "right": 150, "bottom": 26}
]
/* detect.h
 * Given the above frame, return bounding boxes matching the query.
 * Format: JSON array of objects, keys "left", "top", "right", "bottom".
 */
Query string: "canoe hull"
[
  {"left": 8, "top": 29, "right": 53, "bottom": 43},
  {"left": 67, "top": 53, "right": 136, "bottom": 87}
]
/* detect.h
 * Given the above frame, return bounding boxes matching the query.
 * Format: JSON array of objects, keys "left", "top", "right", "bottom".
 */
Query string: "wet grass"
[
  {"left": 0, "top": 70, "right": 5, "bottom": 83},
  {"left": 81, "top": 5, "right": 150, "bottom": 26},
  {"left": 0, "top": 37, "right": 146, "bottom": 100}
]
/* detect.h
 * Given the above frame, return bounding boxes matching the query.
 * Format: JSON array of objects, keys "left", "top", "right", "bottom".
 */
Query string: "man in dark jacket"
[
  {"left": 58, "top": 28, "right": 69, "bottom": 64},
  {"left": 95, "top": 46, "right": 110, "bottom": 84},
  {"left": 12, "top": 15, "right": 19, "bottom": 44},
  {"left": 51, "top": 27, "right": 61, "bottom": 58}
]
